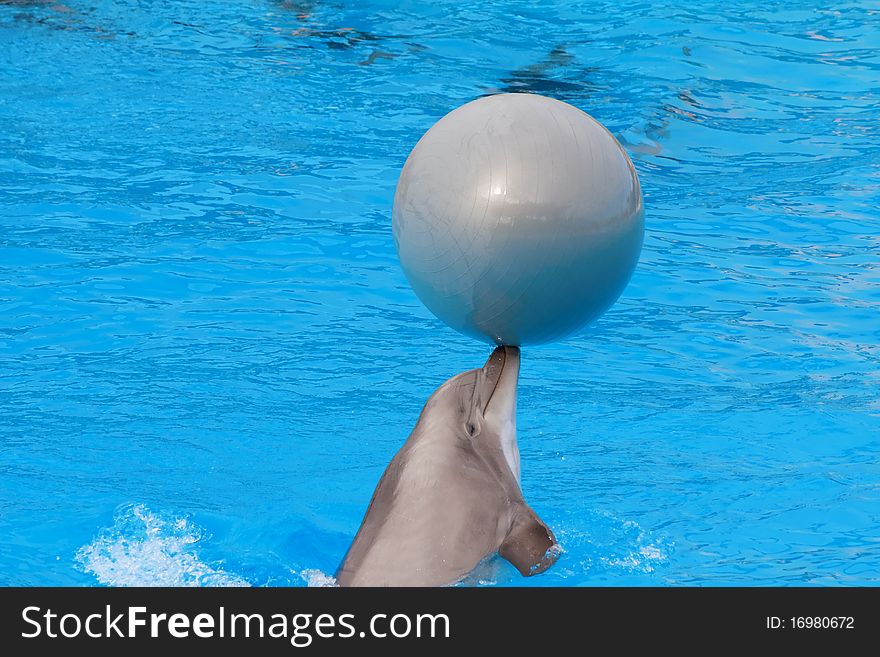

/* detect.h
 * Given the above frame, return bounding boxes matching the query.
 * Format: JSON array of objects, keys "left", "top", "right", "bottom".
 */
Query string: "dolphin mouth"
[{"left": 481, "top": 346, "right": 520, "bottom": 415}]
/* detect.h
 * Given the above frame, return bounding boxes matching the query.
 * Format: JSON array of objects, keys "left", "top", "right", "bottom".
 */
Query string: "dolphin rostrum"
[{"left": 337, "top": 346, "right": 558, "bottom": 586}]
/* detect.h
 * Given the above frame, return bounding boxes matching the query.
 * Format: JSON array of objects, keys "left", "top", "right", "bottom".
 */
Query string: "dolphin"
[{"left": 336, "top": 346, "right": 558, "bottom": 586}]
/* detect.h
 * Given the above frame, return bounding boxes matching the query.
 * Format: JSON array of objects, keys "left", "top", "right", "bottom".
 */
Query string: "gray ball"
[{"left": 393, "top": 93, "right": 644, "bottom": 346}]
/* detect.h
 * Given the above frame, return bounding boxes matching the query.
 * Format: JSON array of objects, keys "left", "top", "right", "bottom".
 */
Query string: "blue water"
[{"left": 1, "top": 0, "right": 878, "bottom": 587}]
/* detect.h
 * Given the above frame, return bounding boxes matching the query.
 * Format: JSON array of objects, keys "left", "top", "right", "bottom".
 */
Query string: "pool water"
[{"left": 1, "top": 0, "right": 878, "bottom": 586}]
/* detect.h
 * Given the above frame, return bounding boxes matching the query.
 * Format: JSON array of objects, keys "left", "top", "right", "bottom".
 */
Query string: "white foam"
[
  {"left": 76, "top": 504, "right": 250, "bottom": 587},
  {"left": 297, "top": 568, "right": 337, "bottom": 587},
  {"left": 600, "top": 546, "right": 666, "bottom": 573},
  {"left": 596, "top": 519, "right": 670, "bottom": 574},
  {"left": 545, "top": 509, "right": 672, "bottom": 580}
]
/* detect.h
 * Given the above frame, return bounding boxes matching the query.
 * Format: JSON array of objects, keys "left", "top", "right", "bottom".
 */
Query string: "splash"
[
  {"left": 75, "top": 504, "right": 250, "bottom": 587},
  {"left": 600, "top": 543, "right": 668, "bottom": 573},
  {"left": 595, "top": 519, "right": 670, "bottom": 574},
  {"left": 297, "top": 568, "right": 337, "bottom": 587},
  {"left": 538, "top": 510, "right": 673, "bottom": 583}
]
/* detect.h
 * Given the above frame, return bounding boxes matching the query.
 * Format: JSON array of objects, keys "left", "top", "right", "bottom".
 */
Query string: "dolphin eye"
[{"left": 466, "top": 422, "right": 477, "bottom": 436}]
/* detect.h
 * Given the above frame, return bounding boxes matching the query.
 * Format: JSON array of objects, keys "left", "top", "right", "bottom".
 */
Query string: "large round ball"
[{"left": 392, "top": 93, "right": 644, "bottom": 346}]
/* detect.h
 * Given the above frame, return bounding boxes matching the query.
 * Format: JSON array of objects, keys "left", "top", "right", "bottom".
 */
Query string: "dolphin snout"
[
  {"left": 481, "top": 346, "right": 520, "bottom": 415},
  {"left": 483, "top": 345, "right": 520, "bottom": 377}
]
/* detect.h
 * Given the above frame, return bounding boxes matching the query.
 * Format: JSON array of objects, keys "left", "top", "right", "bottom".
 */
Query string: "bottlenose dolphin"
[{"left": 337, "top": 346, "right": 558, "bottom": 586}]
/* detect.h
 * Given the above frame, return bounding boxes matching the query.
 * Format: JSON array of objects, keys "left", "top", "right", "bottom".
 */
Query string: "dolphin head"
[{"left": 419, "top": 346, "right": 521, "bottom": 480}]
